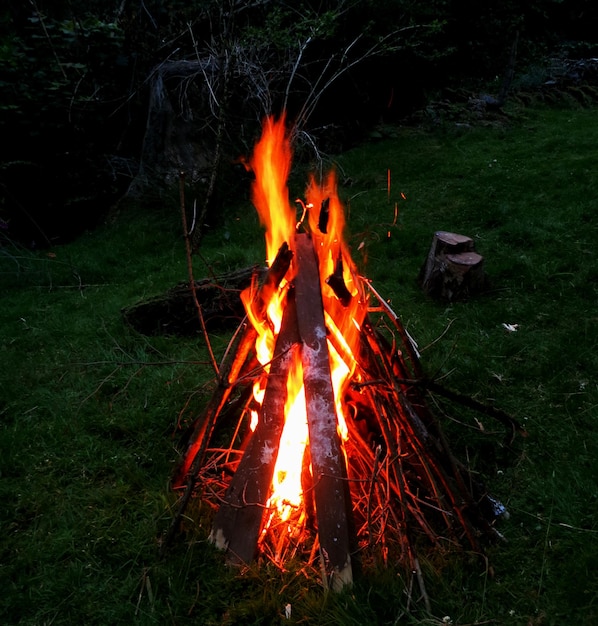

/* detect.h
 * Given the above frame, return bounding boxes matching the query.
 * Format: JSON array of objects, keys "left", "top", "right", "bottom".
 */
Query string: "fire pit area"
[{"left": 166, "top": 116, "right": 523, "bottom": 597}]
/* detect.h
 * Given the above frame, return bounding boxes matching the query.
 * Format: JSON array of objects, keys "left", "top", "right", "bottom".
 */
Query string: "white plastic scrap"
[
  {"left": 284, "top": 603, "right": 292, "bottom": 619},
  {"left": 502, "top": 323, "right": 519, "bottom": 332}
]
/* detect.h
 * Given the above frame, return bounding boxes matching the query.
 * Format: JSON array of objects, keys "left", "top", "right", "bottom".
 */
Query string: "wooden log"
[
  {"left": 122, "top": 265, "right": 263, "bottom": 336},
  {"left": 431, "top": 230, "right": 474, "bottom": 253},
  {"left": 210, "top": 290, "right": 301, "bottom": 564},
  {"left": 253, "top": 241, "right": 294, "bottom": 319},
  {"left": 294, "top": 232, "right": 354, "bottom": 591},
  {"left": 418, "top": 231, "right": 486, "bottom": 301}
]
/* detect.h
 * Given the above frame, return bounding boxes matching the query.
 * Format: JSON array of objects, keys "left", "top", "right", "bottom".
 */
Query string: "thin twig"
[
  {"left": 283, "top": 35, "right": 312, "bottom": 112},
  {"left": 179, "top": 172, "right": 219, "bottom": 376},
  {"left": 420, "top": 317, "right": 457, "bottom": 353},
  {"left": 30, "top": 0, "right": 67, "bottom": 80}
]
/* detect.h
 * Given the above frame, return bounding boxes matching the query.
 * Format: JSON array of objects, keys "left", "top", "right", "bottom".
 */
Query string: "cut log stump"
[{"left": 418, "top": 231, "right": 487, "bottom": 301}]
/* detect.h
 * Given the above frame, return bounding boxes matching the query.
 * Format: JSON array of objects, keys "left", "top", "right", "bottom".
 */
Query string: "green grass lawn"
[{"left": 1, "top": 104, "right": 597, "bottom": 625}]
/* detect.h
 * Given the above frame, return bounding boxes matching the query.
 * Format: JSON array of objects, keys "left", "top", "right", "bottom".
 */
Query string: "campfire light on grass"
[{"left": 170, "top": 113, "right": 524, "bottom": 597}]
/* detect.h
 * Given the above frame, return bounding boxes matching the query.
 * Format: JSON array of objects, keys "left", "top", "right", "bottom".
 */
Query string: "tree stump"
[{"left": 418, "top": 231, "right": 486, "bottom": 301}]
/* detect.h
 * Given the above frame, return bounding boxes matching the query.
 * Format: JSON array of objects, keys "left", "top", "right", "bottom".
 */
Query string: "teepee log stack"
[
  {"left": 166, "top": 231, "right": 523, "bottom": 592},
  {"left": 163, "top": 117, "right": 525, "bottom": 598}
]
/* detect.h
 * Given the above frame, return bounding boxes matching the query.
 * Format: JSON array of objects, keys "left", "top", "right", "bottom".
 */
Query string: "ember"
[{"left": 168, "top": 115, "right": 523, "bottom": 596}]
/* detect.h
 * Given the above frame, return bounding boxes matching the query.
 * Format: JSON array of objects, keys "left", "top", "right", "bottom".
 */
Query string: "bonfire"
[{"left": 166, "top": 115, "right": 523, "bottom": 598}]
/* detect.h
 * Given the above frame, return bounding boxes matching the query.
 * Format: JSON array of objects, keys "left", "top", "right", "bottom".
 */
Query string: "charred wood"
[
  {"left": 210, "top": 290, "right": 301, "bottom": 564},
  {"left": 326, "top": 253, "right": 352, "bottom": 306},
  {"left": 295, "top": 233, "right": 354, "bottom": 590}
]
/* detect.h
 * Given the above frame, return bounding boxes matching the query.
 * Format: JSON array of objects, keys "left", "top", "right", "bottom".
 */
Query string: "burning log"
[
  {"left": 172, "top": 241, "right": 293, "bottom": 487},
  {"left": 162, "top": 243, "right": 294, "bottom": 551},
  {"left": 210, "top": 289, "right": 301, "bottom": 564},
  {"left": 294, "top": 232, "right": 353, "bottom": 590}
]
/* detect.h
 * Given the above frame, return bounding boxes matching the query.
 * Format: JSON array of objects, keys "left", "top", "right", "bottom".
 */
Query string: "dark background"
[{"left": 1, "top": 0, "right": 596, "bottom": 246}]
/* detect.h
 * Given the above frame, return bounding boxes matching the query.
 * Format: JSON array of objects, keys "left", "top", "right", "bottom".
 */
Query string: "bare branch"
[
  {"left": 293, "top": 26, "right": 421, "bottom": 133},
  {"left": 283, "top": 35, "right": 313, "bottom": 112}
]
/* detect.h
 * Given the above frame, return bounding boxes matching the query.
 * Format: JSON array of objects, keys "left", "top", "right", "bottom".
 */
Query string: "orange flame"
[
  {"left": 249, "top": 114, "right": 296, "bottom": 266},
  {"left": 269, "top": 359, "right": 308, "bottom": 521},
  {"left": 243, "top": 116, "right": 367, "bottom": 531}
]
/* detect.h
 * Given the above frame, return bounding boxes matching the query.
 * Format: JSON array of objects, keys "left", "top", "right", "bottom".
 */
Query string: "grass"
[{"left": 1, "top": 103, "right": 597, "bottom": 625}]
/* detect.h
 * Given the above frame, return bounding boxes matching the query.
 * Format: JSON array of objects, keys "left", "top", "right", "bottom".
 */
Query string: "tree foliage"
[
  {"left": 0, "top": 3, "right": 134, "bottom": 244},
  {"left": 1, "top": 0, "right": 595, "bottom": 245}
]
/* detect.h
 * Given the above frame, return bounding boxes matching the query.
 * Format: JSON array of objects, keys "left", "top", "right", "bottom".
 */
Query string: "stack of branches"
[
  {"left": 121, "top": 265, "right": 263, "bottom": 336},
  {"left": 166, "top": 245, "right": 524, "bottom": 604},
  {"left": 344, "top": 280, "right": 509, "bottom": 571}
]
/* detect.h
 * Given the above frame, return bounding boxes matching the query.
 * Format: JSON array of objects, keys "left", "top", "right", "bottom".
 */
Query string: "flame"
[
  {"left": 242, "top": 115, "right": 367, "bottom": 535},
  {"left": 306, "top": 169, "right": 367, "bottom": 431},
  {"left": 268, "top": 359, "right": 308, "bottom": 522},
  {"left": 249, "top": 114, "right": 295, "bottom": 266}
]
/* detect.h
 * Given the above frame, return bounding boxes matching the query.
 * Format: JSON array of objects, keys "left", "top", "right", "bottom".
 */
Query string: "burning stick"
[
  {"left": 163, "top": 244, "right": 294, "bottom": 552},
  {"left": 172, "top": 242, "right": 293, "bottom": 488},
  {"left": 317, "top": 197, "right": 330, "bottom": 234},
  {"left": 326, "top": 253, "right": 352, "bottom": 306}
]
